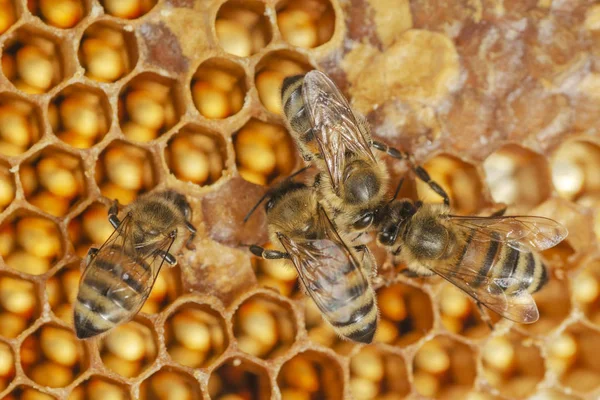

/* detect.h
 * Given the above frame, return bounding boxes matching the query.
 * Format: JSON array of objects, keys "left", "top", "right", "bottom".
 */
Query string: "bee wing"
[
  {"left": 277, "top": 206, "right": 370, "bottom": 316},
  {"left": 302, "top": 70, "right": 376, "bottom": 191},
  {"left": 429, "top": 261, "right": 540, "bottom": 324},
  {"left": 447, "top": 215, "right": 568, "bottom": 252}
]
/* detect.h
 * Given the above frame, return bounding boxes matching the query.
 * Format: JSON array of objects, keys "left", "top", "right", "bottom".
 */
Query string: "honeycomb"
[{"left": 0, "top": 0, "right": 598, "bottom": 399}]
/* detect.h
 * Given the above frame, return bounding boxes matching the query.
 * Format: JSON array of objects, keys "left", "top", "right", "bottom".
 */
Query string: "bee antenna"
[{"left": 389, "top": 177, "right": 405, "bottom": 204}]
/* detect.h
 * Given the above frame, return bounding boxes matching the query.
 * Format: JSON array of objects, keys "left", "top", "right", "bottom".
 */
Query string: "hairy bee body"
[
  {"left": 252, "top": 180, "right": 379, "bottom": 343},
  {"left": 74, "top": 190, "right": 195, "bottom": 339}
]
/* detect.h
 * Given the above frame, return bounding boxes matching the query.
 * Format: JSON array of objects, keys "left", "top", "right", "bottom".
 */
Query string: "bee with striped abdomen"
[
  {"left": 74, "top": 190, "right": 196, "bottom": 339},
  {"left": 245, "top": 178, "right": 379, "bottom": 343},
  {"left": 375, "top": 194, "right": 568, "bottom": 323},
  {"left": 281, "top": 70, "right": 449, "bottom": 234}
]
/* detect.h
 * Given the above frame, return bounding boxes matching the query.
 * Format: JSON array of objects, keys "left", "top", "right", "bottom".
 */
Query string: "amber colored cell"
[
  {"left": 303, "top": 298, "right": 351, "bottom": 356},
  {"left": 1, "top": 28, "right": 66, "bottom": 94},
  {"left": 233, "top": 119, "right": 297, "bottom": 186},
  {"left": 208, "top": 357, "right": 272, "bottom": 400},
  {"left": 99, "top": 319, "right": 158, "bottom": 379},
  {"left": 68, "top": 375, "right": 131, "bottom": 400},
  {"left": 0, "top": 341, "right": 15, "bottom": 392},
  {"left": 165, "top": 125, "right": 227, "bottom": 186},
  {"left": 45, "top": 263, "right": 79, "bottom": 326},
  {"left": 165, "top": 303, "right": 228, "bottom": 369},
  {"left": 0, "top": 274, "right": 40, "bottom": 339},
  {"left": 95, "top": 141, "right": 157, "bottom": 205},
  {"left": 28, "top": 0, "right": 86, "bottom": 29},
  {"left": 0, "top": 1, "right": 17, "bottom": 35},
  {"left": 20, "top": 147, "right": 87, "bottom": 217},
  {"left": 140, "top": 368, "right": 202, "bottom": 400},
  {"left": 4, "top": 386, "right": 58, "bottom": 400},
  {"left": 215, "top": 0, "right": 272, "bottom": 57},
  {"left": 482, "top": 332, "right": 545, "bottom": 398},
  {"left": 375, "top": 283, "right": 434, "bottom": 347},
  {"left": 78, "top": 21, "right": 138, "bottom": 83},
  {"left": 438, "top": 284, "right": 497, "bottom": 339},
  {"left": 233, "top": 294, "right": 296, "bottom": 360},
  {"left": 252, "top": 242, "right": 299, "bottom": 298},
  {"left": 118, "top": 73, "right": 183, "bottom": 142},
  {"left": 20, "top": 324, "right": 87, "bottom": 388},
  {"left": 349, "top": 346, "right": 410, "bottom": 400},
  {"left": 100, "top": 0, "right": 157, "bottom": 19},
  {"left": 416, "top": 154, "right": 483, "bottom": 214},
  {"left": 484, "top": 144, "right": 552, "bottom": 208},
  {"left": 0, "top": 94, "right": 43, "bottom": 157},
  {"left": 551, "top": 140, "right": 600, "bottom": 202},
  {"left": 190, "top": 58, "right": 247, "bottom": 119},
  {"left": 254, "top": 50, "right": 312, "bottom": 115},
  {"left": 523, "top": 276, "right": 571, "bottom": 335},
  {"left": 574, "top": 259, "right": 600, "bottom": 326},
  {"left": 277, "top": 351, "right": 343, "bottom": 399},
  {"left": 276, "top": 0, "right": 335, "bottom": 48},
  {"left": 50, "top": 84, "right": 111, "bottom": 149},
  {"left": 0, "top": 163, "right": 15, "bottom": 213}
]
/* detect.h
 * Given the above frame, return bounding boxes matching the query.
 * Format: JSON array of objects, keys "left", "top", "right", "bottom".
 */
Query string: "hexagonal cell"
[
  {"left": 0, "top": 341, "right": 15, "bottom": 392},
  {"left": 165, "top": 125, "right": 227, "bottom": 186},
  {"left": 0, "top": 163, "right": 15, "bottom": 213},
  {"left": 140, "top": 368, "right": 202, "bottom": 399},
  {"left": 190, "top": 57, "right": 247, "bottom": 120},
  {"left": 483, "top": 144, "right": 551, "bottom": 208},
  {"left": 28, "top": 0, "right": 86, "bottom": 29},
  {"left": 99, "top": 319, "right": 158, "bottom": 379},
  {"left": 78, "top": 20, "right": 139, "bottom": 83},
  {"left": 215, "top": 0, "right": 272, "bottom": 57},
  {"left": 95, "top": 140, "right": 157, "bottom": 205},
  {"left": 118, "top": 73, "right": 183, "bottom": 142},
  {"left": 276, "top": 0, "right": 335, "bottom": 48},
  {"left": 3, "top": 386, "right": 57, "bottom": 400},
  {"left": 573, "top": 258, "right": 600, "bottom": 325},
  {"left": 0, "top": 93, "right": 43, "bottom": 157},
  {"left": 0, "top": 2, "right": 17, "bottom": 35},
  {"left": 482, "top": 332, "right": 545, "bottom": 398},
  {"left": 233, "top": 119, "right": 297, "bottom": 186},
  {"left": 0, "top": 212, "right": 63, "bottom": 275},
  {"left": 50, "top": 84, "right": 111, "bottom": 149},
  {"left": 349, "top": 346, "right": 410, "bottom": 400},
  {"left": 208, "top": 357, "right": 271, "bottom": 399},
  {"left": 438, "top": 283, "right": 497, "bottom": 339},
  {"left": 99, "top": 0, "right": 157, "bottom": 19},
  {"left": 548, "top": 324, "right": 600, "bottom": 394},
  {"left": 413, "top": 336, "right": 477, "bottom": 398},
  {"left": 45, "top": 262, "right": 80, "bottom": 325},
  {"left": 252, "top": 243, "right": 298, "bottom": 298},
  {"left": 233, "top": 294, "right": 296, "bottom": 359},
  {"left": 165, "top": 302, "right": 228, "bottom": 369},
  {"left": 21, "top": 324, "right": 88, "bottom": 388},
  {"left": 20, "top": 147, "right": 87, "bottom": 217},
  {"left": 2, "top": 27, "right": 66, "bottom": 94},
  {"left": 277, "top": 350, "right": 343, "bottom": 399},
  {"left": 254, "top": 50, "right": 312, "bottom": 114},
  {"left": 67, "top": 202, "right": 113, "bottom": 258},
  {"left": 0, "top": 273, "right": 40, "bottom": 338},
  {"left": 416, "top": 154, "right": 483, "bottom": 214},
  {"left": 375, "top": 283, "right": 434, "bottom": 347},
  {"left": 523, "top": 274, "right": 571, "bottom": 335},
  {"left": 551, "top": 140, "right": 600, "bottom": 202},
  {"left": 69, "top": 375, "right": 131, "bottom": 400}
]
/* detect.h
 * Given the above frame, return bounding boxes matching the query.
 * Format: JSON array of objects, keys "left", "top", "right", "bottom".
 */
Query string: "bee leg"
[
  {"left": 156, "top": 250, "right": 177, "bottom": 266},
  {"left": 85, "top": 247, "right": 99, "bottom": 266},
  {"left": 490, "top": 207, "right": 507, "bottom": 217},
  {"left": 475, "top": 301, "right": 494, "bottom": 330},
  {"left": 372, "top": 140, "right": 450, "bottom": 206},
  {"left": 355, "top": 244, "right": 377, "bottom": 278},
  {"left": 185, "top": 221, "right": 197, "bottom": 250},
  {"left": 249, "top": 245, "right": 290, "bottom": 260},
  {"left": 108, "top": 200, "right": 122, "bottom": 229}
]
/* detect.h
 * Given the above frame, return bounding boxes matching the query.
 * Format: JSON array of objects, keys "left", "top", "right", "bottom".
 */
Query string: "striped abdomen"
[
  {"left": 281, "top": 75, "right": 315, "bottom": 157},
  {"left": 454, "top": 230, "right": 548, "bottom": 294},
  {"left": 74, "top": 245, "right": 153, "bottom": 338}
]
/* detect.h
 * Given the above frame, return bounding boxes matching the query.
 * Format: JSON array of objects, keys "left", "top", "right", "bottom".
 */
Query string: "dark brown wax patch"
[
  {"left": 344, "top": 0, "right": 382, "bottom": 49},
  {"left": 139, "top": 22, "right": 189, "bottom": 74}
]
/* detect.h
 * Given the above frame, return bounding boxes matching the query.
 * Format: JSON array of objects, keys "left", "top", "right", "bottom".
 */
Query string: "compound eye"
[
  {"left": 379, "top": 225, "right": 397, "bottom": 246},
  {"left": 353, "top": 213, "right": 374, "bottom": 230}
]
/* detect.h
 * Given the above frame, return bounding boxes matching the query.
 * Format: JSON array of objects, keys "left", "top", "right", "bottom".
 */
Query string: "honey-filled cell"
[
  {"left": 4, "top": 386, "right": 58, "bottom": 400},
  {"left": 45, "top": 263, "right": 80, "bottom": 325},
  {"left": 190, "top": 58, "right": 247, "bottom": 120},
  {"left": 349, "top": 346, "right": 410, "bottom": 400},
  {"left": 0, "top": 163, "right": 15, "bottom": 213},
  {"left": 0, "top": 1, "right": 17, "bottom": 35},
  {"left": 551, "top": 140, "right": 600, "bottom": 202},
  {"left": 139, "top": 368, "right": 202, "bottom": 400},
  {"left": 252, "top": 242, "right": 298, "bottom": 298},
  {"left": 214, "top": 0, "right": 272, "bottom": 58},
  {"left": 67, "top": 202, "right": 113, "bottom": 258},
  {"left": 573, "top": 258, "right": 600, "bottom": 325},
  {"left": 0, "top": 94, "right": 43, "bottom": 157},
  {"left": 28, "top": 0, "right": 86, "bottom": 29},
  {"left": 68, "top": 375, "right": 131, "bottom": 400},
  {"left": 78, "top": 21, "right": 138, "bottom": 83},
  {"left": 20, "top": 324, "right": 88, "bottom": 389},
  {"left": 0, "top": 341, "right": 15, "bottom": 392},
  {"left": 276, "top": 0, "right": 335, "bottom": 48},
  {"left": 100, "top": 0, "right": 157, "bottom": 20},
  {"left": 208, "top": 357, "right": 271, "bottom": 400},
  {"left": 50, "top": 84, "right": 111, "bottom": 149},
  {"left": 233, "top": 119, "right": 297, "bottom": 186},
  {"left": 277, "top": 350, "right": 343, "bottom": 399},
  {"left": 164, "top": 302, "right": 228, "bottom": 369},
  {"left": 2, "top": 27, "right": 68, "bottom": 94},
  {"left": 438, "top": 283, "right": 497, "bottom": 339},
  {"left": 0, "top": 273, "right": 40, "bottom": 339}
]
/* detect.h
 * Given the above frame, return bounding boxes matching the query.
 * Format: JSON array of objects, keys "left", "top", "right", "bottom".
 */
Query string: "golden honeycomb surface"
[{"left": 0, "top": 0, "right": 597, "bottom": 399}]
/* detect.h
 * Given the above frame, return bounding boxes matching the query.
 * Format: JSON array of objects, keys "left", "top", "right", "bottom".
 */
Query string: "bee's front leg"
[{"left": 108, "top": 200, "right": 122, "bottom": 229}]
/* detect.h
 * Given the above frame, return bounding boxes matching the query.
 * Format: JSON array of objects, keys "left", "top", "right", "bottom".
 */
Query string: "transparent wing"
[
  {"left": 302, "top": 70, "right": 376, "bottom": 192},
  {"left": 277, "top": 206, "right": 370, "bottom": 315},
  {"left": 447, "top": 215, "right": 568, "bottom": 252}
]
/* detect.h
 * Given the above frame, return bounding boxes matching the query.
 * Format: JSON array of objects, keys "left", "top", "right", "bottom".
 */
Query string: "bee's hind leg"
[
  {"left": 185, "top": 221, "right": 197, "bottom": 250},
  {"left": 249, "top": 245, "right": 290, "bottom": 260},
  {"left": 156, "top": 250, "right": 177, "bottom": 266},
  {"left": 108, "top": 200, "right": 122, "bottom": 229},
  {"left": 475, "top": 301, "right": 494, "bottom": 330}
]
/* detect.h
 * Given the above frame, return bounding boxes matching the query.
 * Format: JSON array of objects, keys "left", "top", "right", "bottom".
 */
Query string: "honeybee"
[
  {"left": 74, "top": 190, "right": 196, "bottom": 339},
  {"left": 376, "top": 192, "right": 568, "bottom": 323},
  {"left": 245, "top": 179, "right": 379, "bottom": 343},
  {"left": 281, "top": 70, "right": 449, "bottom": 233}
]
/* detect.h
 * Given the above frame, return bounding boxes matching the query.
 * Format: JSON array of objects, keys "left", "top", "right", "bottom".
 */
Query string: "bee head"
[
  {"left": 377, "top": 200, "right": 416, "bottom": 246},
  {"left": 344, "top": 160, "right": 380, "bottom": 205}
]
